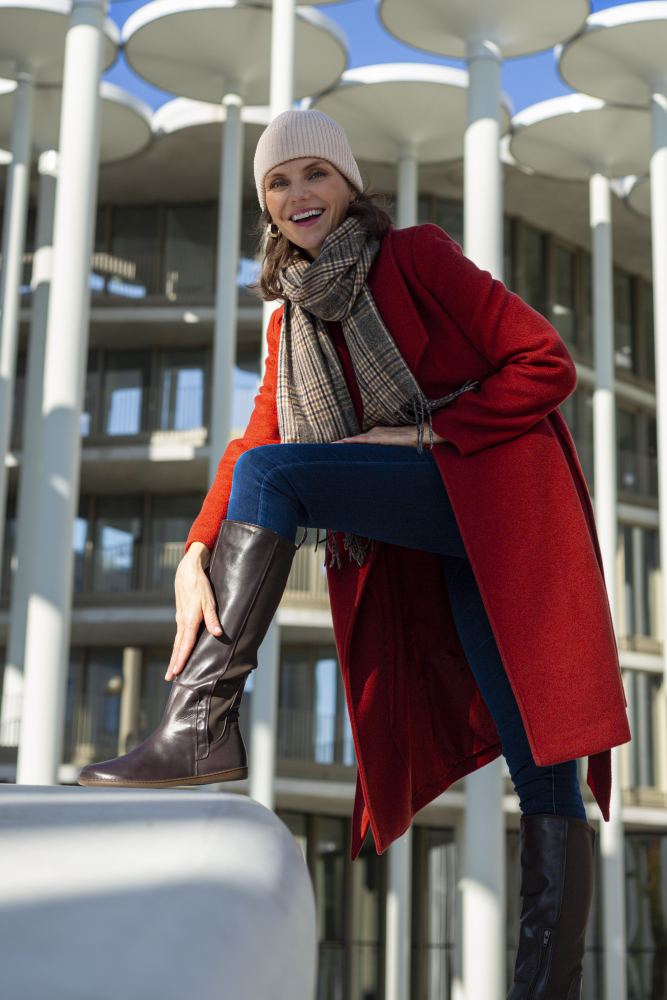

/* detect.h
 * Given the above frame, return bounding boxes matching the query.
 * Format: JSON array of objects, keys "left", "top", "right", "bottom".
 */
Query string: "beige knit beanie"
[{"left": 254, "top": 108, "right": 363, "bottom": 212}]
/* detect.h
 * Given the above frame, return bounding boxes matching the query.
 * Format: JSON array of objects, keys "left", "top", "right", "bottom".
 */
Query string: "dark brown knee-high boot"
[
  {"left": 77, "top": 520, "right": 297, "bottom": 788},
  {"left": 507, "top": 814, "right": 596, "bottom": 1000}
]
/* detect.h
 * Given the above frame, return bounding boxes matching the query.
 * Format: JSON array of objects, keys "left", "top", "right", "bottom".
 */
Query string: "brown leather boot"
[
  {"left": 507, "top": 814, "right": 596, "bottom": 1000},
  {"left": 77, "top": 520, "right": 297, "bottom": 787}
]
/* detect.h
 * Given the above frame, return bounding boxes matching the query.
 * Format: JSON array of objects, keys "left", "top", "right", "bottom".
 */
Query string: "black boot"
[
  {"left": 78, "top": 520, "right": 297, "bottom": 787},
  {"left": 507, "top": 814, "right": 596, "bottom": 1000}
]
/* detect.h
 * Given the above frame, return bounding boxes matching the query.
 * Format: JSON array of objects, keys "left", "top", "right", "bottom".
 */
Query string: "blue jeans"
[{"left": 227, "top": 442, "right": 587, "bottom": 820}]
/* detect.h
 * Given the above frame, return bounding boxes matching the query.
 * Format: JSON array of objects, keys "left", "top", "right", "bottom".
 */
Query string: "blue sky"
[{"left": 105, "top": 0, "right": 646, "bottom": 115}]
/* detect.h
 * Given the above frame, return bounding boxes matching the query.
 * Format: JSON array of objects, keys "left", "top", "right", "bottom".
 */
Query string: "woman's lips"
[{"left": 291, "top": 210, "right": 324, "bottom": 227}]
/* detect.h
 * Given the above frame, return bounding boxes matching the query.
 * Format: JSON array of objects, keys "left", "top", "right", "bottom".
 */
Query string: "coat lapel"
[{"left": 369, "top": 228, "right": 429, "bottom": 375}]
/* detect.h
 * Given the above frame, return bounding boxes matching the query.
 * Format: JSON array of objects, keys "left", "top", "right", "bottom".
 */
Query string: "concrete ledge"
[{"left": 0, "top": 785, "right": 317, "bottom": 999}]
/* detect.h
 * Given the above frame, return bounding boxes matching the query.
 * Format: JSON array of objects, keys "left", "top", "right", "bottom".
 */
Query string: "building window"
[
  {"left": 417, "top": 195, "right": 463, "bottom": 247},
  {"left": 90, "top": 496, "right": 143, "bottom": 593},
  {"left": 164, "top": 203, "right": 216, "bottom": 300},
  {"left": 156, "top": 348, "right": 207, "bottom": 431},
  {"left": 317, "top": 816, "right": 349, "bottom": 998},
  {"left": 108, "top": 205, "right": 161, "bottom": 299},
  {"left": 148, "top": 494, "right": 201, "bottom": 590},
  {"left": 64, "top": 647, "right": 123, "bottom": 763},
  {"left": 99, "top": 350, "right": 151, "bottom": 436},
  {"left": 579, "top": 250, "right": 593, "bottom": 362},
  {"left": 411, "top": 827, "right": 456, "bottom": 999},
  {"left": 625, "top": 832, "right": 667, "bottom": 999},
  {"left": 623, "top": 670, "right": 664, "bottom": 790},
  {"left": 522, "top": 225, "right": 548, "bottom": 317},
  {"left": 277, "top": 645, "right": 354, "bottom": 768},
  {"left": 614, "top": 269, "right": 637, "bottom": 374},
  {"left": 619, "top": 524, "right": 661, "bottom": 642},
  {"left": 558, "top": 386, "right": 594, "bottom": 492},
  {"left": 641, "top": 281, "right": 655, "bottom": 383},
  {"left": 551, "top": 243, "right": 577, "bottom": 350},
  {"left": 277, "top": 810, "right": 387, "bottom": 1000}
]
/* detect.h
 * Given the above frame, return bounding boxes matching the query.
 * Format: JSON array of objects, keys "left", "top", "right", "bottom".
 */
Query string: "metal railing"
[
  {"left": 2, "top": 540, "right": 330, "bottom": 606},
  {"left": 11, "top": 378, "right": 265, "bottom": 448},
  {"left": 68, "top": 539, "right": 328, "bottom": 602},
  {"left": 277, "top": 707, "right": 354, "bottom": 767},
  {"left": 11, "top": 379, "right": 208, "bottom": 448}
]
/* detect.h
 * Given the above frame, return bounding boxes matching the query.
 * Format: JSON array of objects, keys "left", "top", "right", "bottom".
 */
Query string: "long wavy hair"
[{"left": 251, "top": 185, "right": 394, "bottom": 302}]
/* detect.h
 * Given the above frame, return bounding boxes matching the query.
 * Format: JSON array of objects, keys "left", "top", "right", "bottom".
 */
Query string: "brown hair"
[{"left": 251, "top": 186, "right": 394, "bottom": 302}]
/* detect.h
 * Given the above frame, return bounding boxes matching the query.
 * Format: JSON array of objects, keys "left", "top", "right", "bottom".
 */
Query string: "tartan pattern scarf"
[{"left": 276, "top": 215, "right": 479, "bottom": 569}]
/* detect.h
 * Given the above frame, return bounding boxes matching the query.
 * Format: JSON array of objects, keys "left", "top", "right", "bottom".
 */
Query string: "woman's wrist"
[{"left": 186, "top": 541, "right": 211, "bottom": 568}]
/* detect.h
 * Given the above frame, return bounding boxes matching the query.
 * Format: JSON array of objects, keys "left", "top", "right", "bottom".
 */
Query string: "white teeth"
[{"left": 291, "top": 209, "right": 324, "bottom": 222}]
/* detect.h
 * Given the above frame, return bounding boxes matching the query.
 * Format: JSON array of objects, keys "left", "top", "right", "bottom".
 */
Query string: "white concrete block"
[{"left": 0, "top": 785, "right": 317, "bottom": 1000}]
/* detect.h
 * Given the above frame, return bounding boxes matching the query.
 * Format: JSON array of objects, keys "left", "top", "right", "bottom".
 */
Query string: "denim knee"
[
  {"left": 228, "top": 445, "right": 304, "bottom": 541},
  {"left": 232, "top": 444, "right": 282, "bottom": 490}
]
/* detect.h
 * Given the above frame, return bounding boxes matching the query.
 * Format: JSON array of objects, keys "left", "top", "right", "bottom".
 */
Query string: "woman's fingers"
[
  {"left": 165, "top": 564, "right": 225, "bottom": 681},
  {"left": 165, "top": 621, "right": 199, "bottom": 680}
]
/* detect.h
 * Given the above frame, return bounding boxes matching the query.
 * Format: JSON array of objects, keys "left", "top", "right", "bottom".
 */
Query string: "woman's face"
[{"left": 265, "top": 157, "right": 357, "bottom": 259}]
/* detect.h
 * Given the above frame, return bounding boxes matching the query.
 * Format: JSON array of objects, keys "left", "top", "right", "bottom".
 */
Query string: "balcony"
[
  {"left": 0, "top": 539, "right": 329, "bottom": 607},
  {"left": 11, "top": 376, "right": 263, "bottom": 453},
  {"left": 0, "top": 692, "right": 356, "bottom": 782}
]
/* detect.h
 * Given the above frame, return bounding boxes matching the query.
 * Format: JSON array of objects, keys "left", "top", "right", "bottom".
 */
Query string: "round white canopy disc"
[{"left": 379, "top": 0, "right": 589, "bottom": 59}]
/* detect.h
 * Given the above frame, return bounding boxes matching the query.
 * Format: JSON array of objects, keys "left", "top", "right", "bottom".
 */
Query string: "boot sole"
[{"left": 77, "top": 766, "right": 249, "bottom": 788}]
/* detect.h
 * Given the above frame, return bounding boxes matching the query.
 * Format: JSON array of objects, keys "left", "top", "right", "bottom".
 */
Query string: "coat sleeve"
[
  {"left": 412, "top": 224, "right": 578, "bottom": 457},
  {"left": 183, "top": 306, "right": 282, "bottom": 554}
]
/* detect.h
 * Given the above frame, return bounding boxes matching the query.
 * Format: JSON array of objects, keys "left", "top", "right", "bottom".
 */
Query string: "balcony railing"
[
  {"left": 71, "top": 540, "right": 326, "bottom": 600},
  {"left": 11, "top": 379, "right": 208, "bottom": 449},
  {"left": 2, "top": 539, "right": 330, "bottom": 606},
  {"left": 1, "top": 693, "right": 356, "bottom": 776},
  {"left": 11, "top": 378, "right": 264, "bottom": 450},
  {"left": 14, "top": 249, "right": 261, "bottom": 304},
  {"left": 277, "top": 707, "right": 354, "bottom": 767}
]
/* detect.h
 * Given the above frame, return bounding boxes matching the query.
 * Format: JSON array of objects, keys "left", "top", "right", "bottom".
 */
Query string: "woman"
[{"left": 79, "top": 109, "right": 631, "bottom": 997}]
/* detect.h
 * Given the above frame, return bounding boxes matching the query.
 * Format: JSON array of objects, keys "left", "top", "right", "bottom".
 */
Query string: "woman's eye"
[{"left": 310, "top": 169, "right": 325, "bottom": 179}]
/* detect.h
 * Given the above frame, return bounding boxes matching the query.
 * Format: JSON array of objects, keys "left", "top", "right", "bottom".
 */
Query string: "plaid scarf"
[{"left": 277, "top": 215, "right": 479, "bottom": 569}]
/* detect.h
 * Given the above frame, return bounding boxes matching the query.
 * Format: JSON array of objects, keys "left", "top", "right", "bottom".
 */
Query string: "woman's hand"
[
  {"left": 165, "top": 542, "right": 223, "bottom": 681},
  {"left": 334, "top": 424, "right": 447, "bottom": 446}
]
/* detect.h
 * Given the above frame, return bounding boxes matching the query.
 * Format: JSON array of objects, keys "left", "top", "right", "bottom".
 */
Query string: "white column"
[
  {"left": 0, "top": 72, "right": 34, "bottom": 574},
  {"left": 396, "top": 141, "right": 418, "bottom": 229},
  {"left": 16, "top": 0, "right": 107, "bottom": 785},
  {"left": 386, "top": 827, "right": 412, "bottom": 1000},
  {"left": 269, "top": 0, "right": 295, "bottom": 118},
  {"left": 461, "top": 38, "right": 505, "bottom": 1000},
  {"left": 650, "top": 88, "right": 667, "bottom": 816},
  {"left": 248, "top": 620, "right": 281, "bottom": 808},
  {"left": 464, "top": 41, "right": 503, "bottom": 276},
  {"left": 118, "top": 646, "right": 142, "bottom": 756},
  {"left": 261, "top": 0, "right": 296, "bottom": 367},
  {"left": 209, "top": 92, "right": 244, "bottom": 483},
  {"left": 589, "top": 171, "right": 627, "bottom": 1000},
  {"left": 0, "top": 150, "right": 58, "bottom": 745}
]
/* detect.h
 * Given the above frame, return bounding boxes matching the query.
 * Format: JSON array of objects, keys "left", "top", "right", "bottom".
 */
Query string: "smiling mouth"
[{"left": 290, "top": 209, "right": 325, "bottom": 226}]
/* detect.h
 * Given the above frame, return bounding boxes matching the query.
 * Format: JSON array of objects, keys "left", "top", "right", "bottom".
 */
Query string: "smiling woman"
[
  {"left": 78, "top": 108, "right": 629, "bottom": 1000},
  {"left": 254, "top": 123, "right": 393, "bottom": 302}
]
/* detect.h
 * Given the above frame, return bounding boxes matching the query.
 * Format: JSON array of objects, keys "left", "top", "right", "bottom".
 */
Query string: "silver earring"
[{"left": 268, "top": 222, "right": 280, "bottom": 238}]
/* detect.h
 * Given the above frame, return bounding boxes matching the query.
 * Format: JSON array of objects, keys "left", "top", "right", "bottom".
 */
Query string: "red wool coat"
[{"left": 185, "top": 223, "right": 632, "bottom": 861}]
